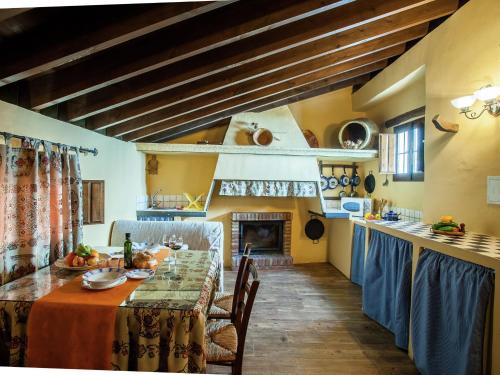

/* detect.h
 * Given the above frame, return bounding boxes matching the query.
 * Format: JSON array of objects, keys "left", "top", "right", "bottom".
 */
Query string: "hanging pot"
[
  {"left": 305, "top": 217, "right": 324, "bottom": 244},
  {"left": 328, "top": 167, "right": 338, "bottom": 189},
  {"left": 339, "top": 168, "right": 350, "bottom": 187},
  {"left": 364, "top": 171, "right": 376, "bottom": 195},
  {"left": 320, "top": 175, "right": 329, "bottom": 191},
  {"left": 350, "top": 169, "right": 361, "bottom": 187},
  {"left": 339, "top": 189, "right": 347, "bottom": 198}
]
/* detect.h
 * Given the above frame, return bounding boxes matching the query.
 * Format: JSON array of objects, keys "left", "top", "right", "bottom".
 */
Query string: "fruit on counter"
[
  {"left": 432, "top": 217, "right": 466, "bottom": 233},
  {"left": 364, "top": 213, "right": 382, "bottom": 221},
  {"left": 440, "top": 215, "right": 454, "bottom": 223}
]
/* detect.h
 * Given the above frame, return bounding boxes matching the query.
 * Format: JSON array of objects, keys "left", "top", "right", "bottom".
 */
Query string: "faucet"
[{"left": 150, "top": 189, "right": 162, "bottom": 208}]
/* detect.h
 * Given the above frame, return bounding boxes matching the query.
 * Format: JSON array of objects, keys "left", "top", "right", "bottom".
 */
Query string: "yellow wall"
[
  {"left": 361, "top": 76, "right": 426, "bottom": 210},
  {"left": 0, "top": 100, "right": 147, "bottom": 245},
  {"left": 353, "top": 0, "right": 500, "bottom": 235},
  {"left": 146, "top": 153, "right": 326, "bottom": 267},
  {"left": 288, "top": 87, "right": 366, "bottom": 148},
  {"left": 149, "top": 93, "right": 366, "bottom": 267}
]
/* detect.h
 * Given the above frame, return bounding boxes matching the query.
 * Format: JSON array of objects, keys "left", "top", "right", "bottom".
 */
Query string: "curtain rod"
[{"left": 0, "top": 131, "right": 98, "bottom": 156}]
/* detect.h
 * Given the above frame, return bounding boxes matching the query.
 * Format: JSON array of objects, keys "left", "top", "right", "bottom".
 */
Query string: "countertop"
[
  {"left": 352, "top": 218, "right": 500, "bottom": 265},
  {"left": 137, "top": 208, "right": 207, "bottom": 217}
]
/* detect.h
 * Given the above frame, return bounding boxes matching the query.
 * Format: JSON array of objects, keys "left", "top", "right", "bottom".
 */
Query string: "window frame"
[{"left": 393, "top": 119, "right": 424, "bottom": 182}]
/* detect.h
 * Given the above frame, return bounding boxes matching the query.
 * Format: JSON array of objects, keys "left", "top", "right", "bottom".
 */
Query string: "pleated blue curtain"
[
  {"left": 351, "top": 224, "right": 366, "bottom": 286},
  {"left": 411, "top": 249, "right": 494, "bottom": 375},
  {"left": 362, "top": 230, "right": 413, "bottom": 349}
]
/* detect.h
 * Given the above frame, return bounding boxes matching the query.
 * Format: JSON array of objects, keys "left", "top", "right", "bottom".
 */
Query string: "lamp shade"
[
  {"left": 474, "top": 85, "right": 500, "bottom": 102},
  {"left": 451, "top": 95, "right": 476, "bottom": 109}
]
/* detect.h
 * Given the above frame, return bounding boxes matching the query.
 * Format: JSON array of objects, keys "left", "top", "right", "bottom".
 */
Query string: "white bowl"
[{"left": 83, "top": 268, "right": 127, "bottom": 286}]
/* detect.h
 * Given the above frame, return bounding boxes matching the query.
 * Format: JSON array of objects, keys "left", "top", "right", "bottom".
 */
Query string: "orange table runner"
[{"left": 26, "top": 249, "right": 169, "bottom": 370}]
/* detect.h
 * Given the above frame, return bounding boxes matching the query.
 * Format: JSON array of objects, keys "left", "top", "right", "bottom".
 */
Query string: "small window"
[{"left": 393, "top": 120, "right": 424, "bottom": 181}]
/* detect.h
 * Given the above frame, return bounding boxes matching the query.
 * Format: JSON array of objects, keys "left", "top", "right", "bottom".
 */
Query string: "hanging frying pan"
[
  {"left": 350, "top": 169, "right": 361, "bottom": 187},
  {"left": 328, "top": 167, "right": 338, "bottom": 189},
  {"left": 320, "top": 175, "right": 329, "bottom": 191},
  {"left": 305, "top": 217, "right": 324, "bottom": 244},
  {"left": 364, "top": 171, "right": 376, "bottom": 195},
  {"left": 339, "top": 167, "right": 350, "bottom": 187}
]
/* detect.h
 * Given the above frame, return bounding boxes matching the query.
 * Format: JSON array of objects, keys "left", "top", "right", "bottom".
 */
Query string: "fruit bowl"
[
  {"left": 431, "top": 216, "right": 465, "bottom": 236},
  {"left": 55, "top": 243, "right": 111, "bottom": 270}
]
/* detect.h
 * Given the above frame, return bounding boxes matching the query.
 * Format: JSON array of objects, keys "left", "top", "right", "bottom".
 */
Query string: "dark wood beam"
[
  {"left": 123, "top": 61, "right": 387, "bottom": 142},
  {"left": 63, "top": 0, "right": 455, "bottom": 121},
  {"left": 0, "top": 8, "right": 32, "bottom": 24},
  {"left": 144, "top": 74, "right": 371, "bottom": 143},
  {"left": 20, "top": 0, "right": 351, "bottom": 109},
  {"left": 85, "top": 25, "right": 427, "bottom": 130},
  {"left": 107, "top": 45, "right": 403, "bottom": 137},
  {"left": 0, "top": 2, "right": 227, "bottom": 86}
]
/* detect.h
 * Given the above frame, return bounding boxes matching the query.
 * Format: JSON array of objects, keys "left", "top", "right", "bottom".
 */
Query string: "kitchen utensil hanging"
[
  {"left": 350, "top": 168, "right": 361, "bottom": 187},
  {"left": 339, "top": 168, "right": 350, "bottom": 187},
  {"left": 364, "top": 171, "right": 376, "bottom": 196},
  {"left": 320, "top": 174, "right": 329, "bottom": 191},
  {"left": 328, "top": 166, "right": 338, "bottom": 189},
  {"left": 305, "top": 215, "right": 325, "bottom": 244}
]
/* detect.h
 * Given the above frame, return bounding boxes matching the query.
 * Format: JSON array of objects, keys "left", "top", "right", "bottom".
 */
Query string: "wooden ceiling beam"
[
  {"left": 85, "top": 25, "right": 427, "bottom": 130},
  {"left": 20, "top": 0, "right": 351, "bottom": 109},
  {"left": 107, "top": 45, "right": 403, "bottom": 137},
  {"left": 0, "top": 2, "right": 228, "bottom": 86},
  {"left": 143, "top": 75, "right": 371, "bottom": 143},
  {"left": 63, "top": 0, "right": 457, "bottom": 121},
  {"left": 123, "top": 61, "right": 387, "bottom": 142},
  {"left": 0, "top": 8, "right": 32, "bottom": 24}
]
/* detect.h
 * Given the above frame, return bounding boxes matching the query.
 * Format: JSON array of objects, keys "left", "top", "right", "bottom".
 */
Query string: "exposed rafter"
[
  {"left": 0, "top": 0, "right": 462, "bottom": 142},
  {"left": 127, "top": 61, "right": 387, "bottom": 142},
  {"left": 85, "top": 25, "right": 427, "bottom": 131}
]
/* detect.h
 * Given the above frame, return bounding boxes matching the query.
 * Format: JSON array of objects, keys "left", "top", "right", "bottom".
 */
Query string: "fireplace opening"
[{"left": 239, "top": 220, "right": 284, "bottom": 254}]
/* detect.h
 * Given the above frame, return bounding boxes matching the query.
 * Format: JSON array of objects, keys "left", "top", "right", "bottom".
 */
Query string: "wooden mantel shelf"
[{"left": 135, "top": 143, "right": 378, "bottom": 161}]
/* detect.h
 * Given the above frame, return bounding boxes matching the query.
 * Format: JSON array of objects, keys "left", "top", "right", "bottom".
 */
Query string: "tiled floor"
[{"left": 207, "top": 263, "right": 418, "bottom": 375}]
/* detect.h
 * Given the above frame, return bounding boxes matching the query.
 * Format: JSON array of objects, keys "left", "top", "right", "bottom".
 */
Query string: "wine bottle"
[{"left": 124, "top": 233, "right": 133, "bottom": 269}]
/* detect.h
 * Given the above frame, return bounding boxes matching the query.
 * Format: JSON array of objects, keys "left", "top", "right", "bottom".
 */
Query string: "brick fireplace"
[{"left": 231, "top": 212, "right": 293, "bottom": 270}]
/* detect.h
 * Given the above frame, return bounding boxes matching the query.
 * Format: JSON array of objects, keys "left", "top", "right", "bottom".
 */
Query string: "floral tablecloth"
[{"left": 0, "top": 250, "right": 220, "bottom": 372}]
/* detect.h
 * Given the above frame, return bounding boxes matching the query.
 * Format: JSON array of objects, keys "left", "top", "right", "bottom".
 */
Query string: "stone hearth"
[{"left": 231, "top": 212, "right": 293, "bottom": 270}]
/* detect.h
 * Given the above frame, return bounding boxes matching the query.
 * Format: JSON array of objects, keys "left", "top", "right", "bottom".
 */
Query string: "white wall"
[{"left": 0, "top": 100, "right": 146, "bottom": 245}]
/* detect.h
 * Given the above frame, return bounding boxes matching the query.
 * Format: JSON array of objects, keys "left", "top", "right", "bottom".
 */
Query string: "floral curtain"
[
  {"left": 219, "top": 180, "right": 317, "bottom": 197},
  {"left": 0, "top": 136, "right": 83, "bottom": 286}
]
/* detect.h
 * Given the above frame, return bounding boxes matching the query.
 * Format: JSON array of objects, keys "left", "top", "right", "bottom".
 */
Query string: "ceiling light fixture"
[{"left": 450, "top": 84, "right": 500, "bottom": 119}]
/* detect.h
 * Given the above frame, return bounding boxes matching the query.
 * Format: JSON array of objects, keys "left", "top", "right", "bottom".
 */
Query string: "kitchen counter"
[
  {"left": 330, "top": 217, "right": 500, "bottom": 374},
  {"left": 352, "top": 218, "right": 500, "bottom": 267},
  {"left": 136, "top": 208, "right": 207, "bottom": 219}
]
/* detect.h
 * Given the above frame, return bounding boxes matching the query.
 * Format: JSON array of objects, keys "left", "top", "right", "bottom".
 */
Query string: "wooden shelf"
[{"left": 136, "top": 143, "right": 378, "bottom": 161}]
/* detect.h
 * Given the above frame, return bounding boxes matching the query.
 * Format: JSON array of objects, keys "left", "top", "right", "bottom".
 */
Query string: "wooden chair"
[
  {"left": 208, "top": 243, "right": 252, "bottom": 321},
  {"left": 206, "top": 259, "right": 259, "bottom": 375}
]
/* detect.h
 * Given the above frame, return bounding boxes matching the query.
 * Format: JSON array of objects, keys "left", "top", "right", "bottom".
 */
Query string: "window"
[{"left": 394, "top": 120, "right": 424, "bottom": 181}]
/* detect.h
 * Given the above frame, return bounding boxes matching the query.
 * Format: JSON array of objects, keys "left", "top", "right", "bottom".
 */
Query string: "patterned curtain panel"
[
  {"left": 219, "top": 180, "right": 317, "bottom": 197},
  {"left": 0, "top": 137, "right": 83, "bottom": 286}
]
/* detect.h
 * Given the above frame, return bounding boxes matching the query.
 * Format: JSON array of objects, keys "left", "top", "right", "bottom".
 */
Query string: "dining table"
[{"left": 0, "top": 247, "right": 220, "bottom": 372}]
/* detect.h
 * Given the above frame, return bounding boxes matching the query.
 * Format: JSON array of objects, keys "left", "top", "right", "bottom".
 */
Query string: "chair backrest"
[
  {"left": 233, "top": 259, "right": 259, "bottom": 359},
  {"left": 230, "top": 243, "right": 252, "bottom": 321}
]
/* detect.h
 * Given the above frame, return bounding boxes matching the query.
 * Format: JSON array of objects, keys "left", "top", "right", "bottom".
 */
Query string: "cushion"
[
  {"left": 205, "top": 320, "right": 238, "bottom": 363},
  {"left": 208, "top": 292, "right": 233, "bottom": 319}
]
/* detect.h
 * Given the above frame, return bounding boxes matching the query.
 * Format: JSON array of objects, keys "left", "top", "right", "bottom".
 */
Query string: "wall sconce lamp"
[{"left": 451, "top": 84, "right": 500, "bottom": 119}]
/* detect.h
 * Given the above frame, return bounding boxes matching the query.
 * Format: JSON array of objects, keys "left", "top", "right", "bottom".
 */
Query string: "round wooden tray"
[{"left": 431, "top": 229, "right": 465, "bottom": 236}]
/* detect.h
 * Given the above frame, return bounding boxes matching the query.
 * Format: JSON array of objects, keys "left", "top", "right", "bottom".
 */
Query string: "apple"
[{"left": 65, "top": 252, "right": 76, "bottom": 266}]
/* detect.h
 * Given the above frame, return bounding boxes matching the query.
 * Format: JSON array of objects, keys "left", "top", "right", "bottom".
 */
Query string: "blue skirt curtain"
[
  {"left": 411, "top": 249, "right": 494, "bottom": 375},
  {"left": 362, "top": 230, "right": 413, "bottom": 349},
  {"left": 351, "top": 224, "right": 366, "bottom": 286}
]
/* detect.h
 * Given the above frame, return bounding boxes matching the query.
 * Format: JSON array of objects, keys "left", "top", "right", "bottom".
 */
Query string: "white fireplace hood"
[{"left": 213, "top": 107, "right": 320, "bottom": 197}]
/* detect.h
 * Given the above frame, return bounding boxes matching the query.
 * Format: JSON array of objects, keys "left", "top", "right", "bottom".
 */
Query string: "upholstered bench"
[{"left": 109, "top": 220, "right": 224, "bottom": 289}]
